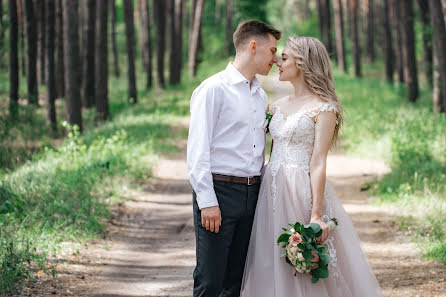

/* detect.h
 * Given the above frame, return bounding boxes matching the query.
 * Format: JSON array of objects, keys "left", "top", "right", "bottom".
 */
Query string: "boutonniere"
[{"left": 263, "top": 104, "right": 273, "bottom": 134}]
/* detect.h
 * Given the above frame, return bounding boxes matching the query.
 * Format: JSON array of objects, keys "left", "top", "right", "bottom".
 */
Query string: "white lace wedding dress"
[{"left": 240, "top": 102, "right": 383, "bottom": 297}]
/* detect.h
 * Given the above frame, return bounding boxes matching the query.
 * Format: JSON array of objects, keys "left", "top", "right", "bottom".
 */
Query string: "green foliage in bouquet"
[{"left": 277, "top": 222, "right": 333, "bottom": 284}]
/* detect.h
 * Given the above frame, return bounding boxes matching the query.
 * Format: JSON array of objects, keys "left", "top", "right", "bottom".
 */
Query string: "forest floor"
[{"left": 13, "top": 75, "right": 446, "bottom": 297}]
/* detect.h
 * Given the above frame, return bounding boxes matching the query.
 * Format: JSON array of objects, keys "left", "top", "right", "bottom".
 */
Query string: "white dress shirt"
[{"left": 187, "top": 63, "right": 268, "bottom": 209}]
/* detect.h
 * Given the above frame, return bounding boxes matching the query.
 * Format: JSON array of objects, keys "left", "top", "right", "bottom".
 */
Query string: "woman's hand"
[{"left": 310, "top": 217, "right": 329, "bottom": 244}]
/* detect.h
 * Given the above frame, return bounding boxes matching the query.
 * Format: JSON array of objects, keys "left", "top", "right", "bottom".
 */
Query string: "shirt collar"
[{"left": 226, "top": 63, "right": 261, "bottom": 91}]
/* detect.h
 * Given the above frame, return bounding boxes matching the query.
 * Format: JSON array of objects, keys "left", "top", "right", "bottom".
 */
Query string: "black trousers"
[{"left": 193, "top": 180, "right": 260, "bottom": 297}]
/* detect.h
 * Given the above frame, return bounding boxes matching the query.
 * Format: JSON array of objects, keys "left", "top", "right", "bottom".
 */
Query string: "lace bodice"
[{"left": 268, "top": 102, "right": 338, "bottom": 175}]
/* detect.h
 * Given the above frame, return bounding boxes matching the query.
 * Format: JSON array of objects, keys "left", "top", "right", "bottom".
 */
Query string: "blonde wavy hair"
[{"left": 286, "top": 36, "right": 344, "bottom": 147}]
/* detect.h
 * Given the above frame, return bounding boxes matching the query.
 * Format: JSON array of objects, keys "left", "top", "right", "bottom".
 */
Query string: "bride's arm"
[{"left": 309, "top": 110, "right": 337, "bottom": 243}]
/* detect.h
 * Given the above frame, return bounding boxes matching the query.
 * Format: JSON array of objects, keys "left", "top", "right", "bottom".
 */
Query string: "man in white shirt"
[{"left": 187, "top": 20, "right": 281, "bottom": 297}]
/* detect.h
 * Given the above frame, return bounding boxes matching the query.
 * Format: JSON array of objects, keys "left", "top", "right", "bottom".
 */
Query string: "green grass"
[{"left": 334, "top": 64, "right": 446, "bottom": 265}]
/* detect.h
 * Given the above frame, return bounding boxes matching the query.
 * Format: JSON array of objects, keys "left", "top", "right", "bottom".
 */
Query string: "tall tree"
[
  {"left": 400, "top": 0, "right": 418, "bottom": 102},
  {"left": 189, "top": 0, "right": 205, "bottom": 77},
  {"left": 9, "top": 0, "right": 19, "bottom": 119},
  {"left": 382, "top": 0, "right": 393, "bottom": 82},
  {"left": 225, "top": 0, "right": 233, "bottom": 57},
  {"left": 17, "top": 0, "right": 26, "bottom": 76},
  {"left": 347, "top": 0, "right": 361, "bottom": 77},
  {"left": 417, "top": 0, "right": 433, "bottom": 87},
  {"left": 153, "top": 0, "right": 166, "bottom": 88},
  {"left": 96, "top": 0, "right": 109, "bottom": 121},
  {"left": 55, "top": 0, "right": 65, "bottom": 98},
  {"left": 430, "top": 0, "right": 446, "bottom": 113},
  {"left": 37, "top": 0, "right": 46, "bottom": 86},
  {"left": 123, "top": 0, "right": 137, "bottom": 103},
  {"left": 138, "top": 0, "right": 153, "bottom": 88},
  {"left": 110, "top": 0, "right": 120, "bottom": 77},
  {"left": 333, "top": 0, "right": 347, "bottom": 72},
  {"left": 45, "top": 0, "right": 56, "bottom": 131},
  {"left": 175, "top": 0, "right": 184, "bottom": 82},
  {"left": 169, "top": 0, "right": 177, "bottom": 85},
  {"left": 392, "top": 0, "right": 404, "bottom": 83},
  {"left": 317, "top": 0, "right": 334, "bottom": 56},
  {"left": 24, "top": 0, "right": 38, "bottom": 105},
  {"left": 62, "top": 0, "right": 83, "bottom": 131},
  {"left": 365, "top": 0, "right": 375, "bottom": 62},
  {"left": 81, "top": 0, "right": 96, "bottom": 108}
]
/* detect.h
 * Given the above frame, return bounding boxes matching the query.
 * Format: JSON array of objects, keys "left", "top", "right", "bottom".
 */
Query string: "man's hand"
[{"left": 201, "top": 205, "right": 222, "bottom": 233}]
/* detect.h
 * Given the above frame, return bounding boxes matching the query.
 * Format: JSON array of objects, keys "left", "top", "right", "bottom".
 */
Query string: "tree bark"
[
  {"left": 9, "top": 0, "right": 19, "bottom": 119},
  {"left": 430, "top": 0, "right": 446, "bottom": 113},
  {"left": 417, "top": 0, "right": 433, "bottom": 87},
  {"left": 35, "top": 0, "right": 46, "bottom": 86},
  {"left": 392, "top": 0, "right": 404, "bottom": 83},
  {"left": 81, "top": 0, "right": 96, "bottom": 108},
  {"left": 400, "top": 0, "right": 418, "bottom": 102},
  {"left": 347, "top": 0, "right": 361, "bottom": 77},
  {"left": 365, "top": 0, "right": 374, "bottom": 62},
  {"left": 123, "top": 0, "right": 137, "bottom": 103},
  {"left": 24, "top": 0, "right": 38, "bottom": 105},
  {"left": 174, "top": 0, "right": 183, "bottom": 83},
  {"left": 17, "top": 0, "right": 26, "bottom": 77},
  {"left": 55, "top": 0, "right": 65, "bottom": 98},
  {"left": 95, "top": 0, "right": 109, "bottom": 121},
  {"left": 333, "top": 0, "right": 347, "bottom": 72},
  {"left": 153, "top": 0, "right": 166, "bottom": 88},
  {"left": 45, "top": 0, "right": 56, "bottom": 131},
  {"left": 317, "top": 0, "right": 334, "bottom": 56},
  {"left": 169, "top": 0, "right": 177, "bottom": 85},
  {"left": 189, "top": 0, "right": 204, "bottom": 77},
  {"left": 383, "top": 0, "right": 393, "bottom": 82},
  {"left": 138, "top": 0, "right": 153, "bottom": 88},
  {"left": 62, "top": 0, "right": 83, "bottom": 131},
  {"left": 110, "top": 0, "right": 120, "bottom": 77},
  {"left": 225, "top": 0, "right": 233, "bottom": 57}
]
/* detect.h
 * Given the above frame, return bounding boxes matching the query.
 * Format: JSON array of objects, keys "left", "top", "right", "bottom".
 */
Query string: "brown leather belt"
[{"left": 212, "top": 173, "right": 261, "bottom": 185}]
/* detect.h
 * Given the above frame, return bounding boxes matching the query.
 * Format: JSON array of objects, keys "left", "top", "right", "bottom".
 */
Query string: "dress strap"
[{"left": 305, "top": 102, "right": 338, "bottom": 120}]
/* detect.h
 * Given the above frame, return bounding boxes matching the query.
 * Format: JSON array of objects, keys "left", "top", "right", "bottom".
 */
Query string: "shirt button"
[{"left": 254, "top": 145, "right": 256, "bottom": 148}]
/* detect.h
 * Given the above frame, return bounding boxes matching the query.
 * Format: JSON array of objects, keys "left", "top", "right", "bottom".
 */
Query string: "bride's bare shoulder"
[{"left": 270, "top": 96, "right": 289, "bottom": 110}]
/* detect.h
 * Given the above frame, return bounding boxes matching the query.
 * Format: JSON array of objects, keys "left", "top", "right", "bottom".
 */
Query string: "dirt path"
[{"left": 25, "top": 75, "right": 446, "bottom": 297}]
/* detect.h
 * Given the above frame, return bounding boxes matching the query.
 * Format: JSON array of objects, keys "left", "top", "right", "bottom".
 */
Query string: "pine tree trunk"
[
  {"left": 17, "top": 0, "right": 26, "bottom": 77},
  {"left": 417, "top": 0, "right": 433, "bottom": 87},
  {"left": 62, "top": 0, "right": 83, "bottom": 131},
  {"left": 45, "top": 0, "right": 56, "bottom": 131},
  {"left": 81, "top": 0, "right": 96, "bottom": 108},
  {"left": 24, "top": 0, "right": 38, "bottom": 105},
  {"left": 123, "top": 0, "right": 137, "bottom": 103},
  {"left": 95, "top": 0, "right": 109, "bottom": 121},
  {"left": 383, "top": 0, "right": 393, "bottom": 82},
  {"left": 153, "top": 0, "right": 166, "bottom": 88},
  {"left": 225, "top": 0, "right": 233, "bottom": 57},
  {"left": 138, "top": 0, "right": 153, "bottom": 88},
  {"left": 9, "top": 0, "right": 19, "bottom": 119},
  {"left": 430, "top": 0, "right": 446, "bottom": 113},
  {"left": 347, "top": 0, "right": 361, "bottom": 77},
  {"left": 56, "top": 0, "right": 65, "bottom": 98},
  {"left": 37, "top": 0, "right": 46, "bottom": 86},
  {"left": 392, "top": 0, "right": 404, "bottom": 83},
  {"left": 400, "top": 0, "right": 418, "bottom": 102},
  {"left": 174, "top": 0, "right": 183, "bottom": 84},
  {"left": 189, "top": 0, "right": 204, "bottom": 77},
  {"left": 365, "top": 0, "right": 374, "bottom": 62},
  {"left": 333, "top": 0, "right": 347, "bottom": 72},
  {"left": 169, "top": 0, "right": 177, "bottom": 85},
  {"left": 110, "top": 0, "right": 120, "bottom": 77},
  {"left": 317, "top": 0, "right": 334, "bottom": 55}
]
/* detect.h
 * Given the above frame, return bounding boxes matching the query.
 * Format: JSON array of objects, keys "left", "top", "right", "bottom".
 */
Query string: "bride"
[{"left": 240, "top": 36, "right": 383, "bottom": 297}]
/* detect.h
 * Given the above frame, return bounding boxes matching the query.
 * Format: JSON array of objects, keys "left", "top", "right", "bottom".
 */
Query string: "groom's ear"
[{"left": 249, "top": 40, "right": 257, "bottom": 55}]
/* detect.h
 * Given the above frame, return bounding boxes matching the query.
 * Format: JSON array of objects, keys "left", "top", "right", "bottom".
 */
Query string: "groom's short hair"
[{"left": 233, "top": 20, "right": 281, "bottom": 51}]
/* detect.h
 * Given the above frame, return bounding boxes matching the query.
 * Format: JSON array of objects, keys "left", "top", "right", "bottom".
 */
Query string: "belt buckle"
[{"left": 247, "top": 176, "right": 252, "bottom": 186}]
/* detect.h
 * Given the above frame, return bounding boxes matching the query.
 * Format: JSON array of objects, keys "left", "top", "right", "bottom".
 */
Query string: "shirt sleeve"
[{"left": 186, "top": 82, "right": 220, "bottom": 210}]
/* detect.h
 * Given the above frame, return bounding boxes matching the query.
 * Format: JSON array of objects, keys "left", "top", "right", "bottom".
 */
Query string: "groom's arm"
[{"left": 187, "top": 83, "right": 222, "bottom": 233}]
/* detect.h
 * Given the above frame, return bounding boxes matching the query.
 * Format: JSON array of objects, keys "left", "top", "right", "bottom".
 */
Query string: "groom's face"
[{"left": 253, "top": 33, "right": 278, "bottom": 75}]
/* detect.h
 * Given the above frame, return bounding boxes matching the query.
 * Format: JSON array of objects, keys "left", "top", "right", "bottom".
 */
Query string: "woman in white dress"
[{"left": 240, "top": 36, "right": 383, "bottom": 297}]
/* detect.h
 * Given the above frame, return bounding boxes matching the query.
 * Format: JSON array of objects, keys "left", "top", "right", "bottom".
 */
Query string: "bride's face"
[{"left": 277, "top": 46, "right": 299, "bottom": 81}]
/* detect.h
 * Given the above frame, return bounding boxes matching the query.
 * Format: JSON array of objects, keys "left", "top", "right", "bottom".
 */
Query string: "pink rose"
[
  {"left": 297, "top": 253, "right": 305, "bottom": 262},
  {"left": 289, "top": 233, "right": 302, "bottom": 247},
  {"left": 311, "top": 251, "right": 320, "bottom": 263}
]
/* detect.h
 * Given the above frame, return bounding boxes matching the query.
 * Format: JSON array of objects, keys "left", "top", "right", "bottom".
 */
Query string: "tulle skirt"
[{"left": 240, "top": 164, "right": 383, "bottom": 297}]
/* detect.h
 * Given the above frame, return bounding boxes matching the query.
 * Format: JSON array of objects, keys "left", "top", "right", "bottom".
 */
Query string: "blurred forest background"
[{"left": 0, "top": 0, "right": 445, "bottom": 294}]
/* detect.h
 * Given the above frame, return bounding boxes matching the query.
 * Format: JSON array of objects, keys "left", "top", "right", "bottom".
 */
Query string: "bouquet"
[
  {"left": 276, "top": 218, "right": 338, "bottom": 283},
  {"left": 263, "top": 104, "right": 273, "bottom": 134}
]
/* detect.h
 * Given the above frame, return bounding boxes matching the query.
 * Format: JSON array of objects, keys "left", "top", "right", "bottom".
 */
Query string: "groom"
[{"left": 187, "top": 20, "right": 281, "bottom": 297}]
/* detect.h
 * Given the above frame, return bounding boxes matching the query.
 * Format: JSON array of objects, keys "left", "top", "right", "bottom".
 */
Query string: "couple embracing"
[{"left": 187, "top": 20, "right": 383, "bottom": 297}]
